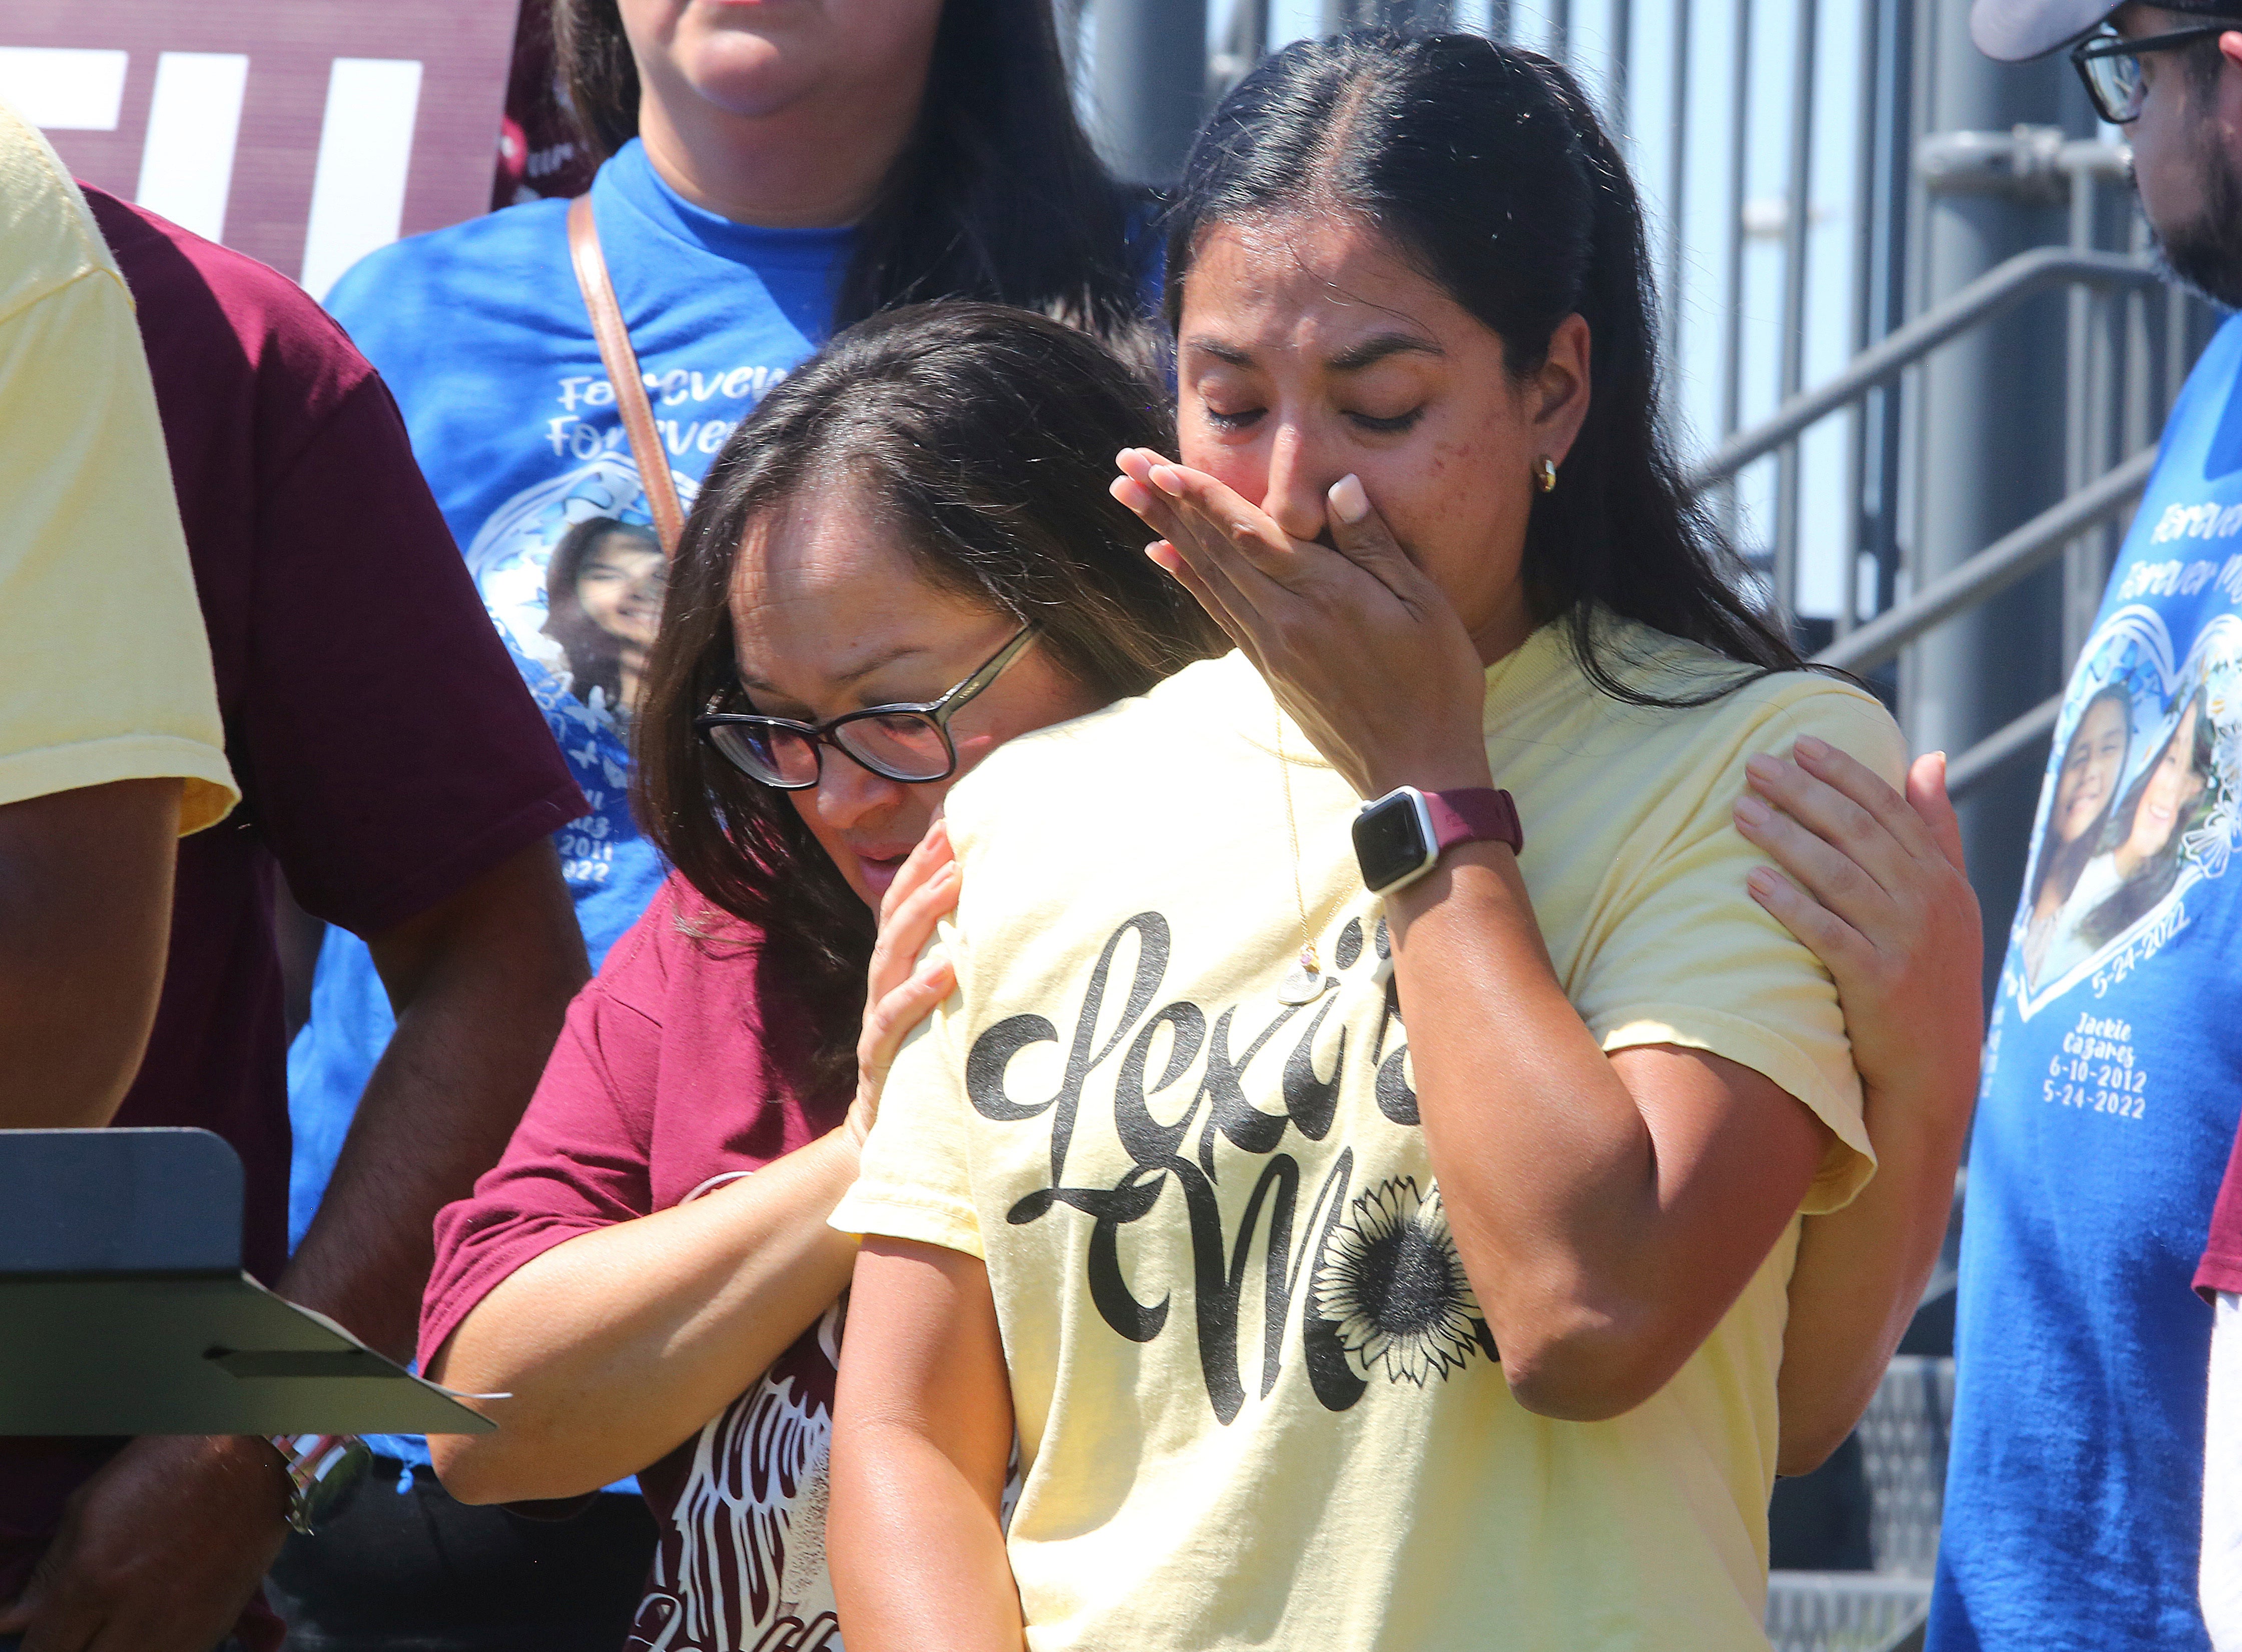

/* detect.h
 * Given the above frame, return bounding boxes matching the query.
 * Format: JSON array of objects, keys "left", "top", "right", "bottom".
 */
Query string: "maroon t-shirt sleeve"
[
  {"left": 239, "top": 372, "right": 585, "bottom": 936},
  {"left": 420, "top": 900, "right": 670, "bottom": 1368},
  {"left": 2197, "top": 1121, "right": 2242, "bottom": 1300}
]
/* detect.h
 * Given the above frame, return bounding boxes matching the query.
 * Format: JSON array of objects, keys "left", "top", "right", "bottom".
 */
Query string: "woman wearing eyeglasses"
[
  {"left": 412, "top": 305, "right": 1223, "bottom": 1652},
  {"left": 278, "top": 1, "right": 1152, "bottom": 1635}
]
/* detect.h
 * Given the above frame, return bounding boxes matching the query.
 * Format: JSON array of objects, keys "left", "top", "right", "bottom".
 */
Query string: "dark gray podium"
[{"left": 0, "top": 1128, "right": 494, "bottom": 1435}]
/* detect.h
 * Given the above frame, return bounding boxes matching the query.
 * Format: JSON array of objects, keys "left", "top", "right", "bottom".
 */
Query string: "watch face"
[{"left": 1352, "top": 792, "right": 1432, "bottom": 892}]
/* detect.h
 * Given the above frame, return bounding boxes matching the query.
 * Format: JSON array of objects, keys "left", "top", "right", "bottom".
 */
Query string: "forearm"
[
  {"left": 284, "top": 962, "right": 578, "bottom": 1355},
  {"left": 1776, "top": 1080, "right": 1969, "bottom": 1474},
  {"left": 284, "top": 845, "right": 586, "bottom": 1356},
  {"left": 0, "top": 779, "right": 179, "bottom": 1127},
  {"left": 1391, "top": 850, "right": 1709, "bottom": 1392},
  {"left": 829, "top": 1420, "right": 1023, "bottom": 1652},
  {"left": 1392, "top": 849, "right": 1657, "bottom": 1259},
  {"left": 830, "top": 1240, "right": 1021, "bottom": 1652},
  {"left": 1390, "top": 844, "right": 1820, "bottom": 1417},
  {"left": 429, "top": 1130, "right": 863, "bottom": 1501}
]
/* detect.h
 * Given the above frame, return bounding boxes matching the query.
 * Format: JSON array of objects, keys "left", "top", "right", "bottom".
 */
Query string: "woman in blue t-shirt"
[{"left": 277, "top": 1, "right": 1151, "bottom": 1644}]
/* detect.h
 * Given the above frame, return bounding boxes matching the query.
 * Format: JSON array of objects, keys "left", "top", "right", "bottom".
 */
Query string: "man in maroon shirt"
[{"left": 0, "top": 191, "right": 594, "bottom": 1652}]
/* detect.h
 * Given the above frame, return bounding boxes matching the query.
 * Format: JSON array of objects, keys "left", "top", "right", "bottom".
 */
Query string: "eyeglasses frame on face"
[
  {"left": 695, "top": 622, "right": 1042, "bottom": 790},
  {"left": 2071, "top": 21, "right": 2239, "bottom": 125}
]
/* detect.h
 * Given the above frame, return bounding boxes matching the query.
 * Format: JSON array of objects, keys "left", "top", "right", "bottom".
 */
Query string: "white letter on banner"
[
  {"left": 135, "top": 53, "right": 250, "bottom": 242},
  {"left": 0, "top": 48, "right": 129, "bottom": 130},
  {"left": 300, "top": 58, "right": 423, "bottom": 301}
]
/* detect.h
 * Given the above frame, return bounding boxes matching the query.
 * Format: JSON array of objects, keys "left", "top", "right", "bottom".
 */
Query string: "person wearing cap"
[{"left": 1942, "top": 6, "right": 2242, "bottom": 1650}]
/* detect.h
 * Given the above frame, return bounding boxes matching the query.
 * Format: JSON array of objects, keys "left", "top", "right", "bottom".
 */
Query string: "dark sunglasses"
[
  {"left": 695, "top": 624, "right": 1040, "bottom": 790},
  {"left": 2072, "top": 21, "right": 2239, "bottom": 124}
]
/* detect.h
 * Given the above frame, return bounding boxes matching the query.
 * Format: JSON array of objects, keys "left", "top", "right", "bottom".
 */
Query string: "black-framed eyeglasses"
[
  {"left": 2072, "top": 22, "right": 2238, "bottom": 124},
  {"left": 695, "top": 624, "right": 1040, "bottom": 790}
]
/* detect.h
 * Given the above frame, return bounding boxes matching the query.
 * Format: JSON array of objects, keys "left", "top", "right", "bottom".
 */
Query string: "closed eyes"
[{"left": 1200, "top": 406, "right": 1426, "bottom": 434}]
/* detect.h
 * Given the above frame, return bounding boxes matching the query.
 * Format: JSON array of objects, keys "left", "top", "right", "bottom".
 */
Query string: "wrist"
[
  {"left": 266, "top": 1433, "right": 373, "bottom": 1535},
  {"left": 196, "top": 1433, "right": 296, "bottom": 1526},
  {"left": 1364, "top": 751, "right": 1495, "bottom": 798}
]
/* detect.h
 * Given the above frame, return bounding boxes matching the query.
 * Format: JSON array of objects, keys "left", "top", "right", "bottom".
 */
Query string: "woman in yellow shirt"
[{"left": 828, "top": 32, "right": 1977, "bottom": 1650}]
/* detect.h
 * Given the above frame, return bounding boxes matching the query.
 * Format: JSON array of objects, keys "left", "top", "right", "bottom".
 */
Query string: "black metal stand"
[{"left": 0, "top": 1129, "right": 493, "bottom": 1436}]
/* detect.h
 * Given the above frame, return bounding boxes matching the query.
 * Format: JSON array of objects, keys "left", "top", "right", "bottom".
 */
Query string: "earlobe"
[{"left": 1535, "top": 313, "right": 1593, "bottom": 465}]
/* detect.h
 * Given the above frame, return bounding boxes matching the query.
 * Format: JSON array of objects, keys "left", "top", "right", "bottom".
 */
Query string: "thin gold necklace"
[{"left": 1274, "top": 700, "right": 1333, "bottom": 1006}]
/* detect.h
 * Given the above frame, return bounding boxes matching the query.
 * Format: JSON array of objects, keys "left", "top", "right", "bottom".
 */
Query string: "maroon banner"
[{"left": 2, "top": 1, "right": 518, "bottom": 295}]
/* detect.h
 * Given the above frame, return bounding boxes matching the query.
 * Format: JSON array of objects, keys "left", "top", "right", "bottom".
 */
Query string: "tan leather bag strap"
[{"left": 566, "top": 194, "right": 685, "bottom": 558}]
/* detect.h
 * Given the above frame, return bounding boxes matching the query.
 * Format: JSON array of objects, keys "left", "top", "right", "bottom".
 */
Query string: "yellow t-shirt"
[
  {"left": 834, "top": 615, "right": 1906, "bottom": 1651},
  {"left": 0, "top": 102, "right": 234, "bottom": 832}
]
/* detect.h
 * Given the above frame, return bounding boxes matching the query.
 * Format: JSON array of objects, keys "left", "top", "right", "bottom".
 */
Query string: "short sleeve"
[
  {"left": 2198, "top": 1120, "right": 2242, "bottom": 1302},
  {"left": 236, "top": 374, "right": 585, "bottom": 936},
  {"left": 0, "top": 245, "right": 234, "bottom": 828},
  {"left": 1575, "top": 684, "right": 1906, "bottom": 1215},
  {"left": 829, "top": 916, "right": 985, "bottom": 1258}
]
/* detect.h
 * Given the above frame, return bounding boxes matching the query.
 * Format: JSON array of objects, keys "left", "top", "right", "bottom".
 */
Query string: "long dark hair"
[
  {"left": 2029, "top": 683, "right": 2131, "bottom": 914},
  {"left": 1164, "top": 31, "right": 1804, "bottom": 706},
  {"left": 551, "top": 0, "right": 1149, "bottom": 342},
  {"left": 634, "top": 303, "right": 1226, "bottom": 1088},
  {"left": 543, "top": 515, "right": 661, "bottom": 712},
  {"left": 2080, "top": 686, "right": 2217, "bottom": 949}
]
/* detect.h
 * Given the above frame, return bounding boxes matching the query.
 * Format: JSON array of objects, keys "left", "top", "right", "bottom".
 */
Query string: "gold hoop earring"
[{"left": 1536, "top": 456, "right": 1558, "bottom": 494}]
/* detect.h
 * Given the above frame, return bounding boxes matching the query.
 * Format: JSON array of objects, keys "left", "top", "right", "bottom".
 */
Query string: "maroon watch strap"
[{"left": 1422, "top": 787, "right": 1523, "bottom": 857}]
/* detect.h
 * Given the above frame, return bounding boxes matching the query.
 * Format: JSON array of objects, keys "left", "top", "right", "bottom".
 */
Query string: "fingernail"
[
  {"left": 1746, "top": 866, "right": 1778, "bottom": 899},
  {"left": 1744, "top": 754, "right": 1781, "bottom": 782},
  {"left": 1329, "top": 474, "right": 1369, "bottom": 524},
  {"left": 1735, "top": 795, "right": 1771, "bottom": 827},
  {"left": 1150, "top": 465, "right": 1184, "bottom": 496},
  {"left": 1796, "top": 734, "right": 1830, "bottom": 761}
]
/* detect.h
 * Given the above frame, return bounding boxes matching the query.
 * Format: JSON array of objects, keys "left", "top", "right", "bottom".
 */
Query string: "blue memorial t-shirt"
[
  {"left": 1930, "top": 313, "right": 2242, "bottom": 1652},
  {"left": 291, "top": 140, "right": 847, "bottom": 1463}
]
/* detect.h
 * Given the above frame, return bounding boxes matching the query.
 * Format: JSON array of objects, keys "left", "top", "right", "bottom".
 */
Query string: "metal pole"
[
  {"left": 1665, "top": 0, "right": 1693, "bottom": 353},
  {"left": 1389, "top": 0, "right": 1454, "bottom": 30},
  {"left": 1609, "top": 0, "right": 1632, "bottom": 128},
  {"left": 1867, "top": 0, "right": 1916, "bottom": 629},
  {"left": 2167, "top": 282, "right": 2194, "bottom": 409},
  {"left": 1721, "top": 0, "right": 1754, "bottom": 548},
  {"left": 1904, "top": 0, "right": 2081, "bottom": 988},
  {"left": 2061, "top": 157, "right": 2104, "bottom": 670},
  {"left": 1841, "top": 0, "right": 1883, "bottom": 638},
  {"left": 1773, "top": 0, "right": 1819, "bottom": 629},
  {"left": 1092, "top": 0, "right": 1212, "bottom": 187}
]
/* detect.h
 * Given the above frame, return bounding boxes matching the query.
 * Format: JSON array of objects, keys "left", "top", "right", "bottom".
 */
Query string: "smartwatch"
[
  {"left": 268, "top": 1433, "right": 373, "bottom": 1535},
  {"left": 1351, "top": 786, "right": 1523, "bottom": 895}
]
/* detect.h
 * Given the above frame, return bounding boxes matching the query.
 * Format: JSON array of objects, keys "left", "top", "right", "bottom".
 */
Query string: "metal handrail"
[
  {"left": 1948, "top": 695, "right": 2063, "bottom": 801},
  {"left": 1687, "top": 248, "right": 2163, "bottom": 490},
  {"left": 1796, "top": 445, "right": 2157, "bottom": 802},
  {"left": 1813, "top": 446, "right": 2158, "bottom": 674}
]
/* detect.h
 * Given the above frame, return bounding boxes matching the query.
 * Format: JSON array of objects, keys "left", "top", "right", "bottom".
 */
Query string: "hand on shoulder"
[
  {"left": 1734, "top": 738, "right": 1983, "bottom": 1125},
  {"left": 847, "top": 820, "right": 961, "bottom": 1148}
]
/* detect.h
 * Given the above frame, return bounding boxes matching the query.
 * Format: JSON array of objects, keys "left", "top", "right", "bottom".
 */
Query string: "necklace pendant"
[{"left": 1276, "top": 944, "right": 1327, "bottom": 1006}]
